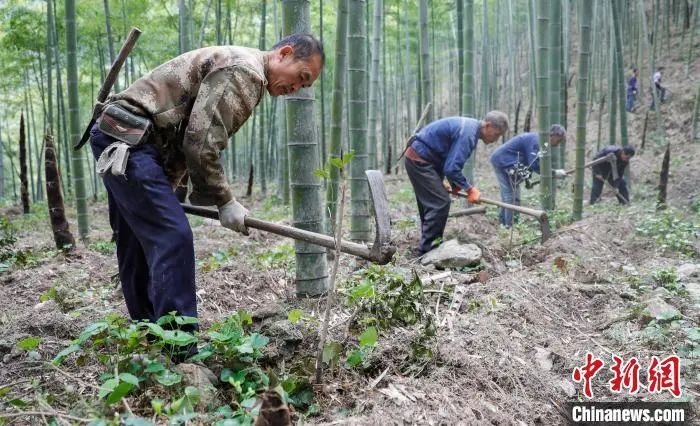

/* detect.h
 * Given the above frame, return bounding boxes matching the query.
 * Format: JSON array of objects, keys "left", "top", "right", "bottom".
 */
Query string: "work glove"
[
  {"left": 554, "top": 169, "right": 568, "bottom": 178},
  {"left": 467, "top": 187, "right": 481, "bottom": 204},
  {"left": 218, "top": 199, "right": 249, "bottom": 235}
]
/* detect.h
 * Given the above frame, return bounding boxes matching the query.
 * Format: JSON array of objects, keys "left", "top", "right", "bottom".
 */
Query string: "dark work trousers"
[
  {"left": 589, "top": 173, "right": 630, "bottom": 205},
  {"left": 405, "top": 157, "right": 451, "bottom": 254},
  {"left": 89, "top": 125, "right": 197, "bottom": 325}
]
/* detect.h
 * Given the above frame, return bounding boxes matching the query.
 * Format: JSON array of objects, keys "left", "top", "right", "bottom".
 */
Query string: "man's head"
[
  {"left": 266, "top": 33, "right": 325, "bottom": 97},
  {"left": 549, "top": 124, "right": 566, "bottom": 146},
  {"left": 620, "top": 145, "right": 636, "bottom": 161},
  {"left": 480, "top": 110, "right": 509, "bottom": 144},
  {"left": 632, "top": 67, "right": 638, "bottom": 75}
]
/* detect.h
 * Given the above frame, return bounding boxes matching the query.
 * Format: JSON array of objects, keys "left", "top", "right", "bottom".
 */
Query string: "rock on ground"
[{"left": 421, "top": 240, "right": 482, "bottom": 270}]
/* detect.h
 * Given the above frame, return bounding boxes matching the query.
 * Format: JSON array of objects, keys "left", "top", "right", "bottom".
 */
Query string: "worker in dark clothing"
[
  {"left": 626, "top": 68, "right": 638, "bottom": 112},
  {"left": 490, "top": 124, "right": 567, "bottom": 227},
  {"left": 404, "top": 111, "right": 509, "bottom": 254},
  {"left": 590, "top": 145, "right": 636, "bottom": 205}
]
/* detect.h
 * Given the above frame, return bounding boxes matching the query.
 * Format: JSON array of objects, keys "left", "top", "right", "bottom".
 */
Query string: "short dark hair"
[
  {"left": 271, "top": 33, "right": 325, "bottom": 66},
  {"left": 622, "top": 145, "right": 636, "bottom": 157}
]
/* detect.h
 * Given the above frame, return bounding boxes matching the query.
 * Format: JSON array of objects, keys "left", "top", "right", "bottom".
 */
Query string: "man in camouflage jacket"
[{"left": 89, "top": 34, "right": 324, "bottom": 354}]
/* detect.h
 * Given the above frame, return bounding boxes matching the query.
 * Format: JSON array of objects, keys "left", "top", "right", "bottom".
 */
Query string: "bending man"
[
  {"left": 89, "top": 34, "right": 324, "bottom": 359},
  {"left": 590, "top": 145, "right": 635, "bottom": 205},
  {"left": 404, "top": 112, "right": 509, "bottom": 254},
  {"left": 490, "top": 125, "right": 567, "bottom": 227}
]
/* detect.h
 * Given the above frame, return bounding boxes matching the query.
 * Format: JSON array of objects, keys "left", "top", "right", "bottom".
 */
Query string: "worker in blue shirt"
[
  {"left": 626, "top": 68, "right": 638, "bottom": 112},
  {"left": 490, "top": 125, "right": 567, "bottom": 227},
  {"left": 404, "top": 111, "right": 509, "bottom": 254}
]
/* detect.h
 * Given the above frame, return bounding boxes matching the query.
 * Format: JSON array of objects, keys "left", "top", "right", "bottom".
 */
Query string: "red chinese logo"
[
  {"left": 609, "top": 355, "right": 640, "bottom": 394},
  {"left": 572, "top": 352, "right": 605, "bottom": 398},
  {"left": 572, "top": 354, "right": 682, "bottom": 399},
  {"left": 647, "top": 355, "right": 681, "bottom": 397}
]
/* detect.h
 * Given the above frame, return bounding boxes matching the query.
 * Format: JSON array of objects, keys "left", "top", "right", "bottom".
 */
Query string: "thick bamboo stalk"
[
  {"left": 535, "top": 0, "right": 553, "bottom": 209},
  {"left": 573, "top": 0, "right": 593, "bottom": 223},
  {"left": 348, "top": 0, "right": 371, "bottom": 242},
  {"left": 325, "top": 0, "right": 349, "bottom": 231},
  {"left": 282, "top": 0, "right": 329, "bottom": 296},
  {"left": 367, "top": 0, "right": 383, "bottom": 170}
]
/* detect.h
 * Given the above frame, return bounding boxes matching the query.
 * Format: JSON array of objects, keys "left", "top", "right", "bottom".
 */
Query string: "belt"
[{"left": 405, "top": 146, "right": 429, "bottom": 164}]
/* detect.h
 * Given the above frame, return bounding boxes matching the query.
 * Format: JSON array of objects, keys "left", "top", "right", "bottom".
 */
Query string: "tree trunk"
[
  {"left": 179, "top": 0, "right": 192, "bottom": 53},
  {"left": 367, "top": 0, "right": 382, "bottom": 170},
  {"left": 258, "top": 0, "right": 267, "bottom": 194},
  {"left": 657, "top": 143, "right": 670, "bottom": 209},
  {"left": 282, "top": 0, "right": 329, "bottom": 296},
  {"left": 44, "top": 131, "right": 75, "bottom": 250},
  {"left": 66, "top": 0, "right": 89, "bottom": 238},
  {"left": 348, "top": 0, "right": 371, "bottom": 242},
  {"left": 103, "top": 0, "right": 120, "bottom": 92},
  {"left": 456, "top": 0, "right": 464, "bottom": 115},
  {"left": 549, "top": 0, "right": 562, "bottom": 171},
  {"left": 536, "top": 0, "right": 553, "bottom": 210},
  {"left": 419, "top": 0, "right": 432, "bottom": 123},
  {"left": 20, "top": 113, "right": 30, "bottom": 214},
  {"left": 326, "top": 0, "right": 349, "bottom": 231},
  {"left": 686, "top": 0, "right": 698, "bottom": 75},
  {"left": 692, "top": 84, "right": 700, "bottom": 143},
  {"left": 573, "top": 0, "right": 593, "bottom": 221},
  {"left": 611, "top": 0, "right": 629, "bottom": 153},
  {"left": 462, "top": 0, "right": 475, "bottom": 184}
]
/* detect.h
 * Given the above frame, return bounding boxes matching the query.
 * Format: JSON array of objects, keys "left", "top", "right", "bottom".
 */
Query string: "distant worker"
[
  {"left": 490, "top": 125, "right": 567, "bottom": 227},
  {"left": 590, "top": 145, "right": 636, "bottom": 205},
  {"left": 626, "top": 68, "right": 638, "bottom": 112},
  {"left": 651, "top": 67, "right": 666, "bottom": 109},
  {"left": 404, "top": 112, "right": 509, "bottom": 254}
]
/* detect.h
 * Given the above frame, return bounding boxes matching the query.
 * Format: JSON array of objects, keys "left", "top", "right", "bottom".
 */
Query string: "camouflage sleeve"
[{"left": 184, "top": 66, "right": 263, "bottom": 206}]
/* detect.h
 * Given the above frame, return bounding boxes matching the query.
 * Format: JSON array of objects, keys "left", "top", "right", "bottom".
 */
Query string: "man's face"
[
  {"left": 549, "top": 134, "right": 564, "bottom": 147},
  {"left": 620, "top": 152, "right": 632, "bottom": 161},
  {"left": 480, "top": 123, "right": 504, "bottom": 144},
  {"left": 267, "top": 45, "right": 322, "bottom": 96}
]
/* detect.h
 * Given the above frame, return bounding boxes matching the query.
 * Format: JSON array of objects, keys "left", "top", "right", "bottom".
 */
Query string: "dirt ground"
[{"left": 1, "top": 38, "right": 699, "bottom": 426}]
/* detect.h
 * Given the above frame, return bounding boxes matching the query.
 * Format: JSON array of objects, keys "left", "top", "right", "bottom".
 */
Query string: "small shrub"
[
  {"left": 254, "top": 243, "right": 295, "bottom": 271},
  {"left": 636, "top": 210, "right": 698, "bottom": 256},
  {"left": 198, "top": 248, "right": 238, "bottom": 271},
  {"left": 89, "top": 239, "right": 116, "bottom": 255}
]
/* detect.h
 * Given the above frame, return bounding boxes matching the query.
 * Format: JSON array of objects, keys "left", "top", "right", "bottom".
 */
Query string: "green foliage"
[
  {"left": 548, "top": 208, "right": 574, "bottom": 230},
  {"left": 345, "top": 326, "right": 378, "bottom": 369},
  {"left": 16, "top": 336, "right": 41, "bottom": 351},
  {"left": 636, "top": 209, "right": 698, "bottom": 256},
  {"left": 197, "top": 248, "right": 238, "bottom": 271},
  {"left": 340, "top": 265, "right": 437, "bottom": 371},
  {"left": 0, "top": 216, "right": 17, "bottom": 264},
  {"left": 254, "top": 243, "right": 295, "bottom": 271},
  {"left": 314, "top": 151, "right": 355, "bottom": 179},
  {"left": 52, "top": 310, "right": 277, "bottom": 423},
  {"left": 89, "top": 239, "right": 116, "bottom": 255},
  {"left": 652, "top": 267, "right": 678, "bottom": 290}
]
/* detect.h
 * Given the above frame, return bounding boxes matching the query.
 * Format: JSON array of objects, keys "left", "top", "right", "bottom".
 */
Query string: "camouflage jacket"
[{"left": 109, "top": 46, "right": 268, "bottom": 206}]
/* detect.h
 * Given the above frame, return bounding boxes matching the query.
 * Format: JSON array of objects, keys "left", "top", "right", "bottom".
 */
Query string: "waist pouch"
[
  {"left": 98, "top": 103, "right": 153, "bottom": 146},
  {"left": 95, "top": 104, "right": 153, "bottom": 177}
]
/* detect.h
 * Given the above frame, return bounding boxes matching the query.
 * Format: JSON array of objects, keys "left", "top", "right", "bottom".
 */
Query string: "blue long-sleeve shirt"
[
  {"left": 410, "top": 117, "right": 481, "bottom": 189},
  {"left": 490, "top": 132, "right": 541, "bottom": 174},
  {"left": 627, "top": 75, "right": 638, "bottom": 96}
]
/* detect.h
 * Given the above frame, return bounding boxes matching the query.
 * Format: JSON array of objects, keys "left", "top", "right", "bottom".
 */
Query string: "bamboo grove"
[{"left": 0, "top": 0, "right": 698, "bottom": 289}]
